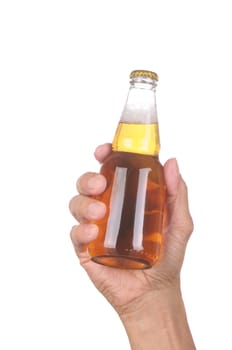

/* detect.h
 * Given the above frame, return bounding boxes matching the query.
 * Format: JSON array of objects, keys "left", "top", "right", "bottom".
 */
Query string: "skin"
[{"left": 69, "top": 143, "right": 196, "bottom": 349}]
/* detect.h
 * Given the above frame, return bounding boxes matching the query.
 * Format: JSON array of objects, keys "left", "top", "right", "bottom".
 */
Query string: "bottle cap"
[{"left": 130, "top": 70, "right": 159, "bottom": 81}]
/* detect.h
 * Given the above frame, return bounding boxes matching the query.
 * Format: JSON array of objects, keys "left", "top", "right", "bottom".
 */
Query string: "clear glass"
[{"left": 121, "top": 75, "right": 158, "bottom": 124}]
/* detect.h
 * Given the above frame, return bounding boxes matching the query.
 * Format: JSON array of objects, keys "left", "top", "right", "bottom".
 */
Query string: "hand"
[{"left": 69, "top": 143, "right": 194, "bottom": 315}]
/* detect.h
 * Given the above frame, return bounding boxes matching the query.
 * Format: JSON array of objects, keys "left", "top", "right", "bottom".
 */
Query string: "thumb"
[{"left": 164, "top": 158, "right": 194, "bottom": 249}]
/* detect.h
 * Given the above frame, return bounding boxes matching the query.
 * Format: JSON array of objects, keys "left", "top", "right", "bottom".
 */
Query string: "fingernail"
[
  {"left": 87, "top": 175, "right": 102, "bottom": 190},
  {"left": 84, "top": 224, "right": 98, "bottom": 236},
  {"left": 88, "top": 202, "right": 106, "bottom": 219}
]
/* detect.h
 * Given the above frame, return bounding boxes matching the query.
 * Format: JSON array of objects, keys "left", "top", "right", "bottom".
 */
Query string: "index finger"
[
  {"left": 76, "top": 143, "right": 111, "bottom": 195},
  {"left": 94, "top": 143, "right": 112, "bottom": 163}
]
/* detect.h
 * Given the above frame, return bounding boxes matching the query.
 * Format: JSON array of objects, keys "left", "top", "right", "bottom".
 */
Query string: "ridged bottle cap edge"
[{"left": 130, "top": 70, "right": 159, "bottom": 81}]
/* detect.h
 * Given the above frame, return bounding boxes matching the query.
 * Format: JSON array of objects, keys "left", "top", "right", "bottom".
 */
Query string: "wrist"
[{"left": 118, "top": 286, "right": 195, "bottom": 350}]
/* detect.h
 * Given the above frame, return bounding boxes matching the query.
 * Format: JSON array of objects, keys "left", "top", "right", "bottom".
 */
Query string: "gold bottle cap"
[{"left": 130, "top": 70, "right": 159, "bottom": 81}]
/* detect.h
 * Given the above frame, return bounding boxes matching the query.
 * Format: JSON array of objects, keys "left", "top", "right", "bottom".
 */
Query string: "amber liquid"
[{"left": 88, "top": 123, "right": 166, "bottom": 269}]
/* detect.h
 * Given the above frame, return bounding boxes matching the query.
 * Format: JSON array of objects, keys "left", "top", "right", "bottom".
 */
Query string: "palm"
[
  {"left": 83, "top": 261, "right": 159, "bottom": 308},
  {"left": 81, "top": 231, "right": 183, "bottom": 310}
]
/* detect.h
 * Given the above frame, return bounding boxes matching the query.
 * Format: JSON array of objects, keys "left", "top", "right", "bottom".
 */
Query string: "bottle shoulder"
[
  {"left": 103, "top": 151, "right": 162, "bottom": 166},
  {"left": 101, "top": 151, "right": 165, "bottom": 184}
]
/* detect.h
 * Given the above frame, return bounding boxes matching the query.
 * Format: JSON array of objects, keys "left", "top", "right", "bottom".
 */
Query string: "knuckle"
[
  {"left": 70, "top": 225, "right": 76, "bottom": 242},
  {"left": 69, "top": 195, "right": 76, "bottom": 213},
  {"left": 181, "top": 177, "right": 189, "bottom": 193},
  {"left": 70, "top": 224, "right": 81, "bottom": 243},
  {"left": 76, "top": 175, "right": 86, "bottom": 194},
  {"left": 70, "top": 224, "right": 78, "bottom": 235},
  {"left": 69, "top": 195, "right": 86, "bottom": 222},
  {"left": 186, "top": 215, "right": 194, "bottom": 236},
  {"left": 179, "top": 215, "right": 194, "bottom": 243}
]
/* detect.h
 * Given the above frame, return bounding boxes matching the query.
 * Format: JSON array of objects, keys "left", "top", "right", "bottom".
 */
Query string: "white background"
[{"left": 0, "top": 0, "right": 232, "bottom": 349}]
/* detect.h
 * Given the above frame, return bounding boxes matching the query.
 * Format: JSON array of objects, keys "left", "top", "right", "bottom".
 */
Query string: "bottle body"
[{"left": 88, "top": 150, "right": 166, "bottom": 269}]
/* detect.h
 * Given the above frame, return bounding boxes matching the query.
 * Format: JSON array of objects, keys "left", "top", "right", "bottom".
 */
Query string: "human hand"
[{"left": 69, "top": 143, "right": 193, "bottom": 316}]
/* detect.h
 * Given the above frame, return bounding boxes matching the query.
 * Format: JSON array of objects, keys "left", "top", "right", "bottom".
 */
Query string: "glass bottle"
[{"left": 88, "top": 70, "right": 167, "bottom": 269}]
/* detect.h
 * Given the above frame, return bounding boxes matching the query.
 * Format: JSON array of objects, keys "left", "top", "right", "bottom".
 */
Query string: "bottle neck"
[
  {"left": 112, "top": 78, "right": 160, "bottom": 156},
  {"left": 120, "top": 81, "right": 158, "bottom": 124}
]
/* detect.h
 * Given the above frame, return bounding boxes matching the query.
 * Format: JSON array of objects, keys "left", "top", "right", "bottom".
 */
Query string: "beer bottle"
[{"left": 89, "top": 70, "right": 167, "bottom": 269}]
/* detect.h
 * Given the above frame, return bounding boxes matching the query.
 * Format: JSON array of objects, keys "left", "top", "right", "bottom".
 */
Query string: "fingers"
[
  {"left": 70, "top": 224, "right": 98, "bottom": 264},
  {"left": 69, "top": 144, "right": 110, "bottom": 266},
  {"left": 69, "top": 195, "right": 106, "bottom": 223},
  {"left": 71, "top": 170, "right": 107, "bottom": 223},
  {"left": 77, "top": 172, "right": 107, "bottom": 196},
  {"left": 94, "top": 143, "right": 112, "bottom": 163}
]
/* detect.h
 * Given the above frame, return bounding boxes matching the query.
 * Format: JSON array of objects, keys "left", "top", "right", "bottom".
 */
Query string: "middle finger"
[
  {"left": 69, "top": 195, "right": 106, "bottom": 223},
  {"left": 76, "top": 172, "right": 107, "bottom": 196}
]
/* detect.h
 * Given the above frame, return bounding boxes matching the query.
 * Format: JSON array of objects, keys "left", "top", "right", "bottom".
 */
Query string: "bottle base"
[{"left": 91, "top": 254, "right": 155, "bottom": 269}]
